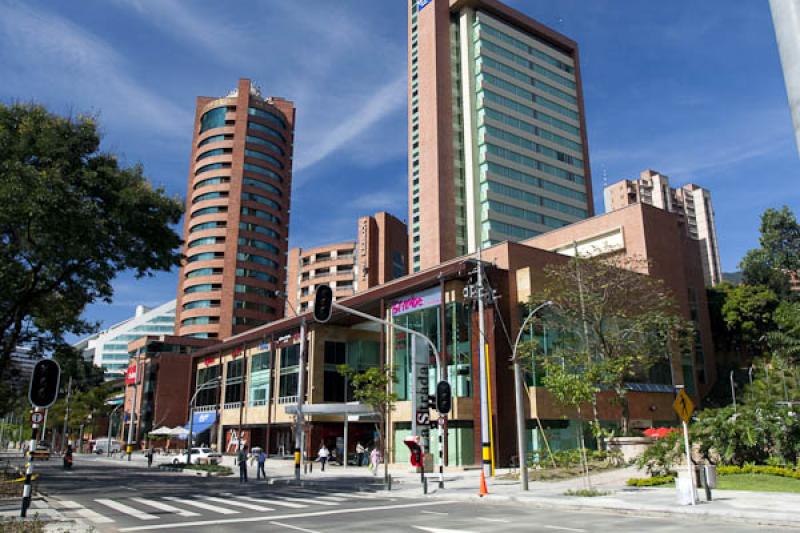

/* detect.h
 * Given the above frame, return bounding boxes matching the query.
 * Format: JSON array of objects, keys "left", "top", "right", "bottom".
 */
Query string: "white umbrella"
[
  {"left": 169, "top": 426, "right": 189, "bottom": 437},
  {"left": 149, "top": 426, "right": 173, "bottom": 436}
]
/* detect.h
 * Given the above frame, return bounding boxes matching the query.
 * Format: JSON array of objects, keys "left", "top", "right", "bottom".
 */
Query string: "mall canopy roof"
[{"left": 284, "top": 402, "right": 377, "bottom": 418}]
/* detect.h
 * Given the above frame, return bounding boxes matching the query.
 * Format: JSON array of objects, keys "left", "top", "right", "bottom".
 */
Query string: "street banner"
[{"left": 124, "top": 364, "right": 137, "bottom": 386}]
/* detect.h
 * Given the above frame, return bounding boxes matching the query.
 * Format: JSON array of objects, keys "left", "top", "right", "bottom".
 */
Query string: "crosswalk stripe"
[
  {"left": 225, "top": 494, "right": 307, "bottom": 509},
  {"left": 163, "top": 497, "right": 239, "bottom": 514},
  {"left": 329, "top": 492, "right": 380, "bottom": 499},
  {"left": 75, "top": 507, "right": 115, "bottom": 524},
  {"left": 202, "top": 496, "right": 273, "bottom": 512},
  {"left": 289, "top": 489, "right": 347, "bottom": 502},
  {"left": 131, "top": 497, "right": 200, "bottom": 517},
  {"left": 52, "top": 500, "right": 82, "bottom": 510},
  {"left": 270, "top": 495, "right": 338, "bottom": 507},
  {"left": 95, "top": 499, "right": 159, "bottom": 521}
]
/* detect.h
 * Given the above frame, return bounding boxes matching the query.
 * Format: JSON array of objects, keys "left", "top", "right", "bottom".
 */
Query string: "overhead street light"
[{"left": 511, "top": 300, "right": 553, "bottom": 491}]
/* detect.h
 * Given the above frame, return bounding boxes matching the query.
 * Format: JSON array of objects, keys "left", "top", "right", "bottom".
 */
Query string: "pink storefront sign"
[{"left": 390, "top": 287, "right": 441, "bottom": 317}]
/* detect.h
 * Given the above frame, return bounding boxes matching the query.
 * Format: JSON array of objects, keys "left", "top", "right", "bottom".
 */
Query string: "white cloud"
[{"left": 0, "top": 2, "right": 191, "bottom": 137}]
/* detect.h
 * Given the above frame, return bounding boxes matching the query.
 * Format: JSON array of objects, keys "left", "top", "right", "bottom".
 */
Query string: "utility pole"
[{"left": 61, "top": 377, "right": 72, "bottom": 451}]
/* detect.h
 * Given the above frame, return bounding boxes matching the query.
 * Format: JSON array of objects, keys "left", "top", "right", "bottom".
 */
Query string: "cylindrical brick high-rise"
[{"left": 175, "top": 79, "right": 295, "bottom": 339}]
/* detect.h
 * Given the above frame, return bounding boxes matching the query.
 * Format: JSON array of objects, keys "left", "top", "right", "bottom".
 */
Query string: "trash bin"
[
  {"left": 675, "top": 471, "right": 697, "bottom": 505},
  {"left": 694, "top": 464, "right": 717, "bottom": 489}
]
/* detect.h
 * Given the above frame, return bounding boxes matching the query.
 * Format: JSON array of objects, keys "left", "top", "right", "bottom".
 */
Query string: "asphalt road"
[{"left": 24, "top": 455, "right": 791, "bottom": 532}]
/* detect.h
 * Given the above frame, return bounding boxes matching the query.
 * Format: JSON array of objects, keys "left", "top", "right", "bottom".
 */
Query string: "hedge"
[
  {"left": 717, "top": 465, "right": 800, "bottom": 479},
  {"left": 626, "top": 475, "right": 675, "bottom": 487}
]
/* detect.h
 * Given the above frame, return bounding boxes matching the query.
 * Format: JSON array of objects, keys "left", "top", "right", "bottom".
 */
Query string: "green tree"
[
  {"left": 0, "top": 103, "right": 184, "bottom": 395},
  {"left": 525, "top": 254, "right": 692, "bottom": 437},
  {"left": 338, "top": 365, "right": 397, "bottom": 483},
  {"left": 739, "top": 206, "right": 800, "bottom": 298},
  {"left": 719, "top": 283, "right": 779, "bottom": 357}
]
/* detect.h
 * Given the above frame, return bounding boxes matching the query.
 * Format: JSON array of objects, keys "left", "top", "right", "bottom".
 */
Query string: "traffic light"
[
  {"left": 435, "top": 380, "right": 451, "bottom": 414},
  {"left": 313, "top": 285, "right": 333, "bottom": 323},
  {"left": 28, "top": 359, "right": 61, "bottom": 408}
]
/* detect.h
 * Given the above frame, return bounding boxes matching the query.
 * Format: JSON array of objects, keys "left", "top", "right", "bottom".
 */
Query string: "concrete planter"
[{"left": 607, "top": 436, "right": 653, "bottom": 462}]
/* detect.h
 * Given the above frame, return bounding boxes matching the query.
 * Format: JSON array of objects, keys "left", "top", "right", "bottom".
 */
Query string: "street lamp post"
[
  {"left": 512, "top": 301, "right": 553, "bottom": 491},
  {"left": 187, "top": 377, "right": 221, "bottom": 466},
  {"left": 730, "top": 370, "right": 737, "bottom": 413}
]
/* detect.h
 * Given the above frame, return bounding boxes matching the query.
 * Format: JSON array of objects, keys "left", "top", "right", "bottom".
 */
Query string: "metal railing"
[{"left": 222, "top": 402, "right": 241, "bottom": 410}]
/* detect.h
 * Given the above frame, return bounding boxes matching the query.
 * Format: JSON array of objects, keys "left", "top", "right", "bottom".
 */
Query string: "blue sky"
[{"left": 1, "top": 0, "right": 798, "bottom": 334}]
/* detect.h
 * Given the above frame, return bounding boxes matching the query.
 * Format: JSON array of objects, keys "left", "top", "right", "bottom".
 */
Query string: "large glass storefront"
[{"left": 390, "top": 286, "right": 474, "bottom": 465}]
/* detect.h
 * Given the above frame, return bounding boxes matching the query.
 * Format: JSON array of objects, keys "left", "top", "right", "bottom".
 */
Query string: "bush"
[
  {"left": 564, "top": 488, "right": 611, "bottom": 497},
  {"left": 626, "top": 475, "right": 675, "bottom": 487},
  {"left": 185, "top": 464, "right": 232, "bottom": 475},
  {"left": 532, "top": 448, "right": 623, "bottom": 469},
  {"left": 635, "top": 430, "right": 682, "bottom": 477},
  {"left": 717, "top": 464, "right": 800, "bottom": 479}
]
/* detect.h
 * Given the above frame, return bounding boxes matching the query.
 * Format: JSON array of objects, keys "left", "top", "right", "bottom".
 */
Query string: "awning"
[
  {"left": 284, "top": 402, "right": 377, "bottom": 417},
  {"left": 184, "top": 412, "right": 217, "bottom": 435}
]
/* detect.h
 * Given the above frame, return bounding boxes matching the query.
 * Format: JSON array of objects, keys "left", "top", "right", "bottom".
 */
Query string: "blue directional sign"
[{"left": 418, "top": 0, "right": 432, "bottom": 11}]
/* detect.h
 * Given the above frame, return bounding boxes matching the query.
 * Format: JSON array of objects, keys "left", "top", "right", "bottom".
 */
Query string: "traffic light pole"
[
  {"left": 328, "top": 301, "right": 446, "bottom": 488},
  {"left": 294, "top": 317, "right": 307, "bottom": 483},
  {"left": 20, "top": 414, "right": 39, "bottom": 517}
]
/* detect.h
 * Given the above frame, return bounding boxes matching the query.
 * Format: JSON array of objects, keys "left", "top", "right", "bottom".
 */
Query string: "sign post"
[
  {"left": 23, "top": 359, "right": 60, "bottom": 517},
  {"left": 673, "top": 386, "right": 696, "bottom": 506}
]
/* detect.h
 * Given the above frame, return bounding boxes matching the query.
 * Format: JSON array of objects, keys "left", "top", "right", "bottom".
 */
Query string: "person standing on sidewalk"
[
  {"left": 369, "top": 447, "right": 380, "bottom": 476},
  {"left": 237, "top": 445, "right": 248, "bottom": 483},
  {"left": 317, "top": 443, "right": 330, "bottom": 472},
  {"left": 256, "top": 448, "right": 267, "bottom": 480},
  {"left": 356, "top": 442, "right": 365, "bottom": 467}
]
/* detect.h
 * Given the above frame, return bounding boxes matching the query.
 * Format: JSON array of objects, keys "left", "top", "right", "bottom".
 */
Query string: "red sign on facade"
[{"left": 125, "top": 364, "right": 138, "bottom": 385}]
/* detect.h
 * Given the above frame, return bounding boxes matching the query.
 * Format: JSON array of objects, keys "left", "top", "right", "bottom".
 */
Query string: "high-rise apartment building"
[
  {"left": 408, "top": 0, "right": 593, "bottom": 272},
  {"left": 175, "top": 79, "right": 295, "bottom": 339},
  {"left": 286, "top": 212, "right": 408, "bottom": 316},
  {"left": 604, "top": 169, "right": 722, "bottom": 286}
]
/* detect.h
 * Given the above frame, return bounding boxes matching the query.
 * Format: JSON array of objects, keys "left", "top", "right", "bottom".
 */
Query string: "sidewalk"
[{"left": 79, "top": 453, "right": 800, "bottom": 528}]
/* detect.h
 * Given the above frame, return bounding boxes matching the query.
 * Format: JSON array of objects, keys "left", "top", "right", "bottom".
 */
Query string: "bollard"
[
  {"left": 423, "top": 476, "right": 428, "bottom": 495},
  {"left": 387, "top": 474, "right": 392, "bottom": 491}
]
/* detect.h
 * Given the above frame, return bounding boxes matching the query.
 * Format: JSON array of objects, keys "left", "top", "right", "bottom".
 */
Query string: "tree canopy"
[
  {"left": 0, "top": 103, "right": 184, "bottom": 396},
  {"left": 739, "top": 206, "right": 800, "bottom": 298}
]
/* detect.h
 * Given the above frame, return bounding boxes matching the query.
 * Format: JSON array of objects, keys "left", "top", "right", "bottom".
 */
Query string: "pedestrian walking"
[
  {"left": 145, "top": 448, "right": 154, "bottom": 468},
  {"left": 237, "top": 445, "right": 248, "bottom": 483},
  {"left": 63, "top": 444, "right": 73, "bottom": 470},
  {"left": 256, "top": 448, "right": 267, "bottom": 480},
  {"left": 369, "top": 447, "right": 381, "bottom": 476},
  {"left": 317, "top": 443, "right": 330, "bottom": 472},
  {"left": 356, "top": 442, "right": 365, "bottom": 467}
]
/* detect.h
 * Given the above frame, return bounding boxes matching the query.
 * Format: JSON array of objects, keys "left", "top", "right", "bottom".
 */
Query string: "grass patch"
[
  {"left": 184, "top": 464, "right": 232, "bottom": 475},
  {"left": 717, "top": 473, "right": 800, "bottom": 494},
  {"left": 564, "top": 488, "right": 611, "bottom": 497}
]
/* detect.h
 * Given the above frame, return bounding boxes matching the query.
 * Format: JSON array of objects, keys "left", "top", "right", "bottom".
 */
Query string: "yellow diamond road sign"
[{"left": 673, "top": 389, "right": 695, "bottom": 423}]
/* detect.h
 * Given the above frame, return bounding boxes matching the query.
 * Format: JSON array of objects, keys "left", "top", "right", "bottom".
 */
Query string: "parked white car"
[
  {"left": 93, "top": 438, "right": 122, "bottom": 454},
  {"left": 172, "top": 447, "right": 222, "bottom": 465}
]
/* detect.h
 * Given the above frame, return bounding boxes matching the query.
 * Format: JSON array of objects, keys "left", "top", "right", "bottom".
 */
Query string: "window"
[
  {"left": 190, "top": 221, "right": 226, "bottom": 233},
  {"left": 238, "top": 237, "right": 279, "bottom": 254},
  {"left": 187, "top": 236, "right": 223, "bottom": 248},
  {"left": 235, "top": 284, "right": 274, "bottom": 297},
  {"left": 248, "top": 121, "right": 285, "bottom": 141},
  {"left": 241, "top": 192, "right": 280, "bottom": 210},
  {"left": 248, "top": 107, "right": 287, "bottom": 129},
  {"left": 224, "top": 359, "right": 244, "bottom": 404},
  {"left": 235, "top": 268, "right": 278, "bottom": 283},
  {"left": 237, "top": 252, "right": 278, "bottom": 269},
  {"left": 234, "top": 300, "right": 275, "bottom": 313},
  {"left": 199, "top": 107, "right": 227, "bottom": 133},
  {"left": 191, "top": 206, "right": 227, "bottom": 218},
  {"left": 243, "top": 163, "right": 282, "bottom": 183},
  {"left": 186, "top": 267, "right": 222, "bottom": 278},
  {"left": 192, "top": 191, "right": 228, "bottom": 205},
  {"left": 245, "top": 149, "right": 283, "bottom": 169},
  {"left": 246, "top": 135, "right": 284, "bottom": 155},
  {"left": 183, "top": 299, "right": 219, "bottom": 310},
  {"left": 239, "top": 222, "right": 279, "bottom": 239},
  {"left": 193, "top": 177, "right": 230, "bottom": 190},
  {"left": 184, "top": 283, "right": 219, "bottom": 294},
  {"left": 187, "top": 251, "right": 224, "bottom": 263},
  {"left": 243, "top": 178, "right": 281, "bottom": 196},
  {"left": 197, "top": 134, "right": 230, "bottom": 147},
  {"left": 196, "top": 148, "right": 228, "bottom": 161},
  {"left": 233, "top": 316, "right": 267, "bottom": 326},
  {"left": 181, "top": 316, "right": 219, "bottom": 326},
  {"left": 241, "top": 207, "right": 280, "bottom": 225},
  {"left": 196, "top": 163, "right": 230, "bottom": 175}
]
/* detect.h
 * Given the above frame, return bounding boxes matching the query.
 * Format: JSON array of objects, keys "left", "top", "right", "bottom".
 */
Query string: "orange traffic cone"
[{"left": 479, "top": 470, "right": 489, "bottom": 497}]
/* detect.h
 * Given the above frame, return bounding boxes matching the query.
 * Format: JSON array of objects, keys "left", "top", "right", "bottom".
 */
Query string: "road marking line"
[
  {"left": 131, "top": 497, "right": 200, "bottom": 517},
  {"left": 202, "top": 496, "right": 273, "bottom": 512},
  {"left": 51, "top": 500, "right": 83, "bottom": 510},
  {"left": 117, "top": 500, "right": 456, "bottom": 531},
  {"left": 420, "top": 510, "right": 448, "bottom": 515},
  {"left": 228, "top": 494, "right": 307, "bottom": 509},
  {"left": 288, "top": 490, "right": 347, "bottom": 502},
  {"left": 477, "top": 517, "right": 509, "bottom": 523},
  {"left": 75, "top": 507, "right": 115, "bottom": 524},
  {"left": 329, "top": 492, "right": 380, "bottom": 499},
  {"left": 413, "top": 527, "right": 471, "bottom": 533},
  {"left": 95, "top": 499, "right": 158, "bottom": 521},
  {"left": 163, "top": 497, "right": 239, "bottom": 514},
  {"left": 543, "top": 526, "right": 587, "bottom": 532},
  {"left": 264, "top": 494, "right": 338, "bottom": 506},
  {"left": 269, "top": 522, "right": 321, "bottom": 533}
]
